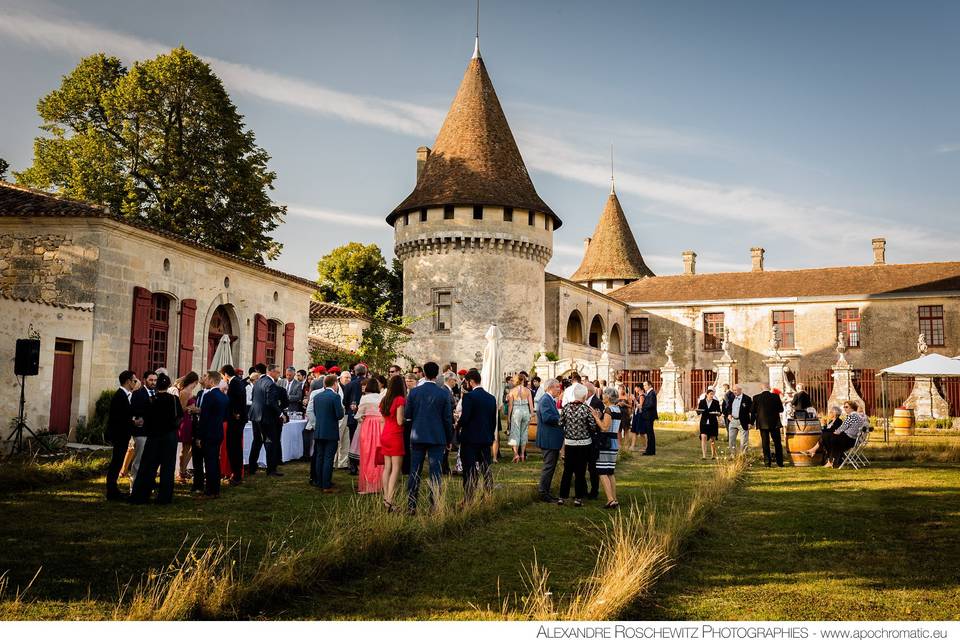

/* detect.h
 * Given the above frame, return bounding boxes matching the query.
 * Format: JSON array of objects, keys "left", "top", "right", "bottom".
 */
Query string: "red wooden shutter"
[
  {"left": 177, "top": 299, "right": 197, "bottom": 376},
  {"left": 253, "top": 313, "right": 268, "bottom": 366},
  {"left": 129, "top": 286, "right": 153, "bottom": 375},
  {"left": 283, "top": 322, "right": 295, "bottom": 369}
]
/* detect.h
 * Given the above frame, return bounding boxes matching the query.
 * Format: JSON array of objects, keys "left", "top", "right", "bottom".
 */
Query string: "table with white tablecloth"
[{"left": 243, "top": 419, "right": 307, "bottom": 467}]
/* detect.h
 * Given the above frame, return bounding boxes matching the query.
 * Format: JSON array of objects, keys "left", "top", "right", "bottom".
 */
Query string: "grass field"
[{"left": 1, "top": 425, "right": 958, "bottom": 620}]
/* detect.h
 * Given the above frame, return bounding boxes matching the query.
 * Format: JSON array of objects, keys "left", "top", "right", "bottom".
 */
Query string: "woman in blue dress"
[{"left": 590, "top": 386, "right": 623, "bottom": 509}]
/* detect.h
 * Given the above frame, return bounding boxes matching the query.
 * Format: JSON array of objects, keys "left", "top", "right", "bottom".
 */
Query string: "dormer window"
[
  {"left": 503, "top": 207, "right": 513, "bottom": 222},
  {"left": 420, "top": 208, "right": 427, "bottom": 222},
  {"left": 444, "top": 205, "right": 454, "bottom": 220},
  {"left": 473, "top": 205, "right": 483, "bottom": 220}
]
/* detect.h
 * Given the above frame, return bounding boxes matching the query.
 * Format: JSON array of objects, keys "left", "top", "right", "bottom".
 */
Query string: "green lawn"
[{"left": 2, "top": 426, "right": 958, "bottom": 620}]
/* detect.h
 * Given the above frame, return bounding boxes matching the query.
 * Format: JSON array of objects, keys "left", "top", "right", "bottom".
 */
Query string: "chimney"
[
  {"left": 416, "top": 146, "right": 431, "bottom": 180},
  {"left": 583, "top": 237, "right": 592, "bottom": 252},
  {"left": 872, "top": 237, "right": 886, "bottom": 265},
  {"left": 682, "top": 250, "right": 697, "bottom": 275},
  {"left": 751, "top": 247, "right": 765, "bottom": 272}
]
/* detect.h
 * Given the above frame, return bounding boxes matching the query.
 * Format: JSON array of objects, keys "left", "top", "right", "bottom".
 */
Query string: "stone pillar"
[
  {"left": 764, "top": 356, "right": 789, "bottom": 392},
  {"left": 537, "top": 351, "right": 557, "bottom": 381},
  {"left": 713, "top": 357, "right": 737, "bottom": 391},
  {"left": 827, "top": 360, "right": 866, "bottom": 412},
  {"left": 658, "top": 365, "right": 685, "bottom": 416},
  {"left": 904, "top": 377, "right": 949, "bottom": 420}
]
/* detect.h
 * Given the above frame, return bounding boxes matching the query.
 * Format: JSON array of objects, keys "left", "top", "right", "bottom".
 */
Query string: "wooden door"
[{"left": 49, "top": 340, "right": 76, "bottom": 434}]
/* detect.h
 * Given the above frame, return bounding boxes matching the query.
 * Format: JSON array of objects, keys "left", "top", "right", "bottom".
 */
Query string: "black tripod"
[{"left": 6, "top": 375, "right": 52, "bottom": 455}]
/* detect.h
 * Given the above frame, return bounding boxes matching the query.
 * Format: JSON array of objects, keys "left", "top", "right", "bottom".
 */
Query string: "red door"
[{"left": 49, "top": 340, "right": 76, "bottom": 435}]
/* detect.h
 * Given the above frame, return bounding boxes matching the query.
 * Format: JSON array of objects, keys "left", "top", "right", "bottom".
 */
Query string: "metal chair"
[{"left": 838, "top": 424, "right": 871, "bottom": 469}]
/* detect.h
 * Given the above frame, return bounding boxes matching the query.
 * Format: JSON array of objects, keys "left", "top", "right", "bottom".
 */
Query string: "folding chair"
[{"left": 838, "top": 425, "right": 870, "bottom": 469}]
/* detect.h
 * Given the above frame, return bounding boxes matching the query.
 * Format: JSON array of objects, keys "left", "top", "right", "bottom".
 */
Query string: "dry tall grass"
[
  {"left": 504, "top": 456, "right": 748, "bottom": 621},
  {"left": 0, "top": 569, "right": 41, "bottom": 618},
  {"left": 115, "top": 483, "right": 535, "bottom": 620},
  {"left": 870, "top": 440, "right": 960, "bottom": 463}
]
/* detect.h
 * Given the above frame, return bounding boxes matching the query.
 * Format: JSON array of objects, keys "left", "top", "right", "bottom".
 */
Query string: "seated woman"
[
  {"left": 802, "top": 405, "right": 843, "bottom": 464},
  {"left": 825, "top": 401, "right": 866, "bottom": 468}
]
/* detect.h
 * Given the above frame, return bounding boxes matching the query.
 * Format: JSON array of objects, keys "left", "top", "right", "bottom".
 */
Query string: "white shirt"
[
  {"left": 120, "top": 386, "right": 133, "bottom": 402},
  {"left": 732, "top": 394, "right": 743, "bottom": 418}
]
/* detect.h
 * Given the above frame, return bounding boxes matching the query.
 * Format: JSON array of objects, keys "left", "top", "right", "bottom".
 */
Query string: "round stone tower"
[{"left": 386, "top": 45, "right": 560, "bottom": 373}]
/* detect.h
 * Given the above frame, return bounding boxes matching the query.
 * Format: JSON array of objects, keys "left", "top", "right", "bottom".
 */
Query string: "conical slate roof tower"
[
  {"left": 571, "top": 186, "right": 654, "bottom": 292},
  {"left": 389, "top": 42, "right": 556, "bottom": 374},
  {"left": 388, "top": 52, "right": 558, "bottom": 227}
]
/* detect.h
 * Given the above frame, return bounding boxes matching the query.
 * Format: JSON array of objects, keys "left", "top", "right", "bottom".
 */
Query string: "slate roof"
[
  {"left": 609, "top": 262, "right": 960, "bottom": 304},
  {"left": 388, "top": 55, "right": 558, "bottom": 227}
]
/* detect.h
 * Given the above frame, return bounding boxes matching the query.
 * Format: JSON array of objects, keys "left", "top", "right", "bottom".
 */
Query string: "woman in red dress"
[{"left": 379, "top": 374, "right": 407, "bottom": 511}]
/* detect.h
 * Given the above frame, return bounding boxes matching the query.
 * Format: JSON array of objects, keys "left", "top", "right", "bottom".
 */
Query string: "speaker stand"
[{"left": 6, "top": 375, "right": 53, "bottom": 455}]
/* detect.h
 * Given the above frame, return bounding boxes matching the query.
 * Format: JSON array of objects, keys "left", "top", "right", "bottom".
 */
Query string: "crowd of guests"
[
  {"left": 695, "top": 382, "right": 868, "bottom": 468},
  {"left": 103, "top": 359, "right": 870, "bottom": 508}
]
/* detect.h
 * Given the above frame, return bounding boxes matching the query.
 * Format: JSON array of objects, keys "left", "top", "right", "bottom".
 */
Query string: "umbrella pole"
[{"left": 881, "top": 373, "right": 888, "bottom": 443}]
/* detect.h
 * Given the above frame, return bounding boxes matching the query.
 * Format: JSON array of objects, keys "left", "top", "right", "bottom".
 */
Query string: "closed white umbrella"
[
  {"left": 480, "top": 324, "right": 504, "bottom": 408},
  {"left": 210, "top": 334, "right": 234, "bottom": 371}
]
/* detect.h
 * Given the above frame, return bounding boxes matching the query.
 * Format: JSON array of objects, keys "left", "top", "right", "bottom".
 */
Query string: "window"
[
  {"left": 147, "top": 294, "right": 170, "bottom": 371},
  {"left": 606, "top": 279, "right": 614, "bottom": 289},
  {"left": 919, "top": 305, "right": 945, "bottom": 346},
  {"left": 503, "top": 206, "right": 513, "bottom": 222},
  {"left": 473, "top": 205, "right": 483, "bottom": 220},
  {"left": 630, "top": 318, "right": 649, "bottom": 353},
  {"left": 703, "top": 312, "right": 724, "bottom": 351},
  {"left": 420, "top": 208, "right": 428, "bottom": 222},
  {"left": 837, "top": 308, "right": 861, "bottom": 348},
  {"left": 772, "top": 310, "right": 795, "bottom": 349},
  {"left": 434, "top": 289, "right": 453, "bottom": 331},
  {"left": 443, "top": 205, "right": 454, "bottom": 220},
  {"left": 403, "top": 213, "right": 409, "bottom": 226},
  {"left": 527, "top": 211, "right": 535, "bottom": 226},
  {"left": 265, "top": 320, "right": 279, "bottom": 365},
  {"left": 545, "top": 215, "right": 549, "bottom": 230}
]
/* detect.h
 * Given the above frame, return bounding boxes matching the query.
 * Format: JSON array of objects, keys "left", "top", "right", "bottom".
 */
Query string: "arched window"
[
  {"left": 566, "top": 311, "right": 584, "bottom": 344},
  {"left": 589, "top": 315, "right": 604, "bottom": 349},
  {"left": 208, "top": 305, "right": 236, "bottom": 368},
  {"left": 147, "top": 293, "right": 171, "bottom": 372},
  {"left": 609, "top": 323, "right": 623, "bottom": 354}
]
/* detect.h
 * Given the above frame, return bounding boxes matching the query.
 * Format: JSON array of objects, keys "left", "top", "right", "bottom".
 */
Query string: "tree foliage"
[
  {"left": 316, "top": 242, "right": 402, "bottom": 320},
  {"left": 0, "top": 158, "right": 9, "bottom": 180},
  {"left": 356, "top": 309, "right": 416, "bottom": 374},
  {"left": 15, "top": 48, "right": 284, "bottom": 263}
]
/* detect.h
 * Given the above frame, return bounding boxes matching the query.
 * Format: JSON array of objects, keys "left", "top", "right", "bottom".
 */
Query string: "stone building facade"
[{"left": 0, "top": 183, "right": 316, "bottom": 440}]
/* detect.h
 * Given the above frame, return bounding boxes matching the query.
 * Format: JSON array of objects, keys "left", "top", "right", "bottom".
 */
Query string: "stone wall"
[
  {"left": 548, "top": 277, "right": 629, "bottom": 358},
  {"left": 0, "top": 297, "right": 93, "bottom": 439},
  {"left": 0, "top": 224, "right": 99, "bottom": 304},
  {"left": 309, "top": 317, "right": 368, "bottom": 351},
  {"left": 624, "top": 295, "right": 960, "bottom": 401}
]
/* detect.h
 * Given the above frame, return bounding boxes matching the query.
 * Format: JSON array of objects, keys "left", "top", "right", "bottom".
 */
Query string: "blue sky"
[{"left": 1, "top": 0, "right": 958, "bottom": 280}]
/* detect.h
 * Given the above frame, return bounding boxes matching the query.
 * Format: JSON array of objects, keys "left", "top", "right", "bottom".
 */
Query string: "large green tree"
[
  {"left": 0, "top": 158, "right": 8, "bottom": 180},
  {"left": 316, "top": 242, "right": 402, "bottom": 320},
  {"left": 16, "top": 47, "right": 284, "bottom": 262}
]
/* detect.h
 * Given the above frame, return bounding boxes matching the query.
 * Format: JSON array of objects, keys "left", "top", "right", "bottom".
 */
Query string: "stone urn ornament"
[
  {"left": 835, "top": 331, "right": 848, "bottom": 365},
  {"left": 720, "top": 328, "right": 732, "bottom": 361},
  {"left": 769, "top": 326, "right": 782, "bottom": 358},
  {"left": 600, "top": 331, "right": 609, "bottom": 355},
  {"left": 917, "top": 333, "right": 928, "bottom": 355},
  {"left": 664, "top": 336, "right": 675, "bottom": 367}
]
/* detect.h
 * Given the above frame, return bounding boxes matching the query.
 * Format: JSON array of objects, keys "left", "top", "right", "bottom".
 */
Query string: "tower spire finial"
[
  {"left": 610, "top": 143, "right": 616, "bottom": 195},
  {"left": 472, "top": 0, "right": 481, "bottom": 59}
]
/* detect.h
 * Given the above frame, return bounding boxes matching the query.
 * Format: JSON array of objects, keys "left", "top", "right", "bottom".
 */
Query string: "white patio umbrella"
[
  {"left": 210, "top": 334, "right": 234, "bottom": 371},
  {"left": 480, "top": 324, "right": 504, "bottom": 408}
]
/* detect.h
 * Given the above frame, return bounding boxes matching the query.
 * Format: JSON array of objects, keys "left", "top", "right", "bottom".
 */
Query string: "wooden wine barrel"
[
  {"left": 785, "top": 417, "right": 823, "bottom": 467},
  {"left": 893, "top": 408, "right": 915, "bottom": 436},
  {"left": 527, "top": 410, "right": 538, "bottom": 444}
]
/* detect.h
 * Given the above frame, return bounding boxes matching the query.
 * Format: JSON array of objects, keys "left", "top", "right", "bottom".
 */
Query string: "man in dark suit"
[
  {"left": 221, "top": 364, "right": 247, "bottom": 485},
  {"left": 535, "top": 378, "right": 563, "bottom": 503},
  {"left": 128, "top": 370, "right": 157, "bottom": 493},
  {"left": 723, "top": 383, "right": 753, "bottom": 456},
  {"left": 249, "top": 364, "right": 285, "bottom": 476},
  {"left": 342, "top": 363, "right": 368, "bottom": 475},
  {"left": 246, "top": 362, "right": 268, "bottom": 473},
  {"left": 312, "top": 374, "right": 345, "bottom": 492},
  {"left": 457, "top": 370, "right": 496, "bottom": 501},
  {"left": 405, "top": 361, "right": 453, "bottom": 514},
  {"left": 752, "top": 383, "right": 784, "bottom": 467},
  {"left": 196, "top": 371, "right": 229, "bottom": 497},
  {"left": 720, "top": 384, "right": 735, "bottom": 426},
  {"left": 640, "top": 381, "right": 659, "bottom": 455},
  {"left": 792, "top": 383, "right": 813, "bottom": 416},
  {"left": 105, "top": 370, "right": 138, "bottom": 500}
]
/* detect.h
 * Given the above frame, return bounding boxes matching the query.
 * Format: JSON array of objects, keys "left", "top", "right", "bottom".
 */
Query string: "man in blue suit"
[
  {"left": 312, "top": 374, "right": 345, "bottom": 492},
  {"left": 640, "top": 381, "right": 659, "bottom": 456},
  {"left": 535, "top": 378, "right": 563, "bottom": 503},
  {"left": 405, "top": 361, "right": 453, "bottom": 514},
  {"left": 196, "top": 371, "right": 229, "bottom": 498},
  {"left": 456, "top": 369, "right": 496, "bottom": 501}
]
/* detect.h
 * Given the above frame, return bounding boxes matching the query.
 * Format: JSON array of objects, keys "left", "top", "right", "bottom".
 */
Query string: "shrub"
[
  {"left": 657, "top": 412, "right": 689, "bottom": 423},
  {"left": 74, "top": 390, "right": 114, "bottom": 445}
]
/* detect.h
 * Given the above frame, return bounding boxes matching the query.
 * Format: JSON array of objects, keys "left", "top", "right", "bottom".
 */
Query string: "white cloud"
[
  {"left": 936, "top": 143, "right": 960, "bottom": 154},
  {"left": 285, "top": 204, "right": 388, "bottom": 229}
]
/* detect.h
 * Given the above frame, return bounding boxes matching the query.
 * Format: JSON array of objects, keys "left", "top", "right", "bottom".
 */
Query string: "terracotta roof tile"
[
  {"left": 571, "top": 191, "right": 654, "bottom": 282},
  {"left": 0, "top": 181, "right": 318, "bottom": 290},
  {"left": 308, "top": 336, "right": 356, "bottom": 356},
  {"left": 388, "top": 56, "right": 558, "bottom": 227},
  {"left": 610, "top": 262, "right": 960, "bottom": 304},
  {"left": 309, "top": 300, "right": 369, "bottom": 321}
]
